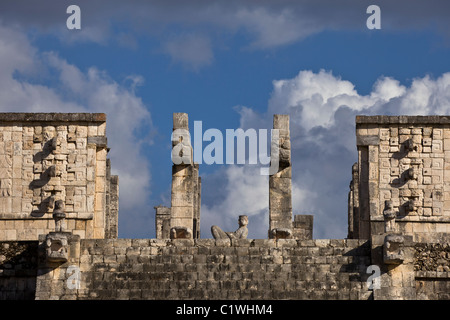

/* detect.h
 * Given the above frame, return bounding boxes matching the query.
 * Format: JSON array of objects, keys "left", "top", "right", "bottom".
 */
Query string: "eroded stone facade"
[
  {"left": 350, "top": 116, "right": 450, "bottom": 300},
  {"left": 0, "top": 113, "right": 118, "bottom": 240},
  {"left": 0, "top": 113, "right": 449, "bottom": 300},
  {"left": 350, "top": 116, "right": 450, "bottom": 239}
]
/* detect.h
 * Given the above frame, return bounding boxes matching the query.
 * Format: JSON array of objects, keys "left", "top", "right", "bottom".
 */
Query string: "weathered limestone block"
[
  {"left": 355, "top": 116, "right": 450, "bottom": 239},
  {"left": 293, "top": 215, "right": 313, "bottom": 240},
  {"left": 52, "top": 200, "right": 66, "bottom": 232},
  {"left": 169, "top": 113, "right": 197, "bottom": 238},
  {"left": 170, "top": 226, "right": 192, "bottom": 239},
  {"left": 383, "top": 200, "right": 397, "bottom": 233},
  {"left": 0, "top": 113, "right": 115, "bottom": 241},
  {"left": 269, "top": 115, "right": 293, "bottom": 239},
  {"left": 155, "top": 205, "right": 171, "bottom": 239}
]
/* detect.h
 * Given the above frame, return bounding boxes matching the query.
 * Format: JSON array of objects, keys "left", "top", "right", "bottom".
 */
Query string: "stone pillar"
[
  {"left": 170, "top": 113, "right": 194, "bottom": 239},
  {"left": 155, "top": 205, "right": 171, "bottom": 239},
  {"left": 269, "top": 114, "right": 293, "bottom": 239},
  {"left": 193, "top": 170, "right": 201, "bottom": 239},
  {"left": 348, "top": 162, "right": 359, "bottom": 239},
  {"left": 105, "top": 158, "right": 119, "bottom": 239}
]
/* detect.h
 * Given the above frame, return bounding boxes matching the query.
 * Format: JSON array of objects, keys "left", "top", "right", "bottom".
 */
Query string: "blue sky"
[{"left": 1, "top": 1, "right": 450, "bottom": 239}]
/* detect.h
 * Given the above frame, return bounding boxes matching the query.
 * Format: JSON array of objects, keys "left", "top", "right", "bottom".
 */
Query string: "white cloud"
[
  {"left": 0, "top": 23, "right": 153, "bottom": 237},
  {"left": 201, "top": 70, "right": 450, "bottom": 239},
  {"left": 370, "top": 76, "right": 406, "bottom": 101},
  {"left": 201, "top": 165, "right": 268, "bottom": 239},
  {"left": 268, "top": 70, "right": 363, "bottom": 131},
  {"left": 398, "top": 74, "right": 450, "bottom": 115},
  {"left": 233, "top": 6, "right": 320, "bottom": 49}
]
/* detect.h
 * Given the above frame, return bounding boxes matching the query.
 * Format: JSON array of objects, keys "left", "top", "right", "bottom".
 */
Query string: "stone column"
[
  {"left": 193, "top": 169, "right": 201, "bottom": 239},
  {"left": 348, "top": 162, "right": 359, "bottom": 239},
  {"left": 105, "top": 158, "right": 119, "bottom": 239},
  {"left": 155, "top": 205, "right": 171, "bottom": 239},
  {"left": 170, "top": 113, "right": 194, "bottom": 239},
  {"left": 269, "top": 114, "right": 293, "bottom": 239}
]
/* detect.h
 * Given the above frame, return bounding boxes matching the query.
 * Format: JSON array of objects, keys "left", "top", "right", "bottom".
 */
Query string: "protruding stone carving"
[
  {"left": 383, "top": 234, "right": 405, "bottom": 265},
  {"left": 53, "top": 200, "right": 66, "bottom": 232},
  {"left": 52, "top": 131, "right": 65, "bottom": 154},
  {"left": 42, "top": 192, "right": 56, "bottom": 211},
  {"left": 279, "top": 137, "right": 291, "bottom": 168},
  {"left": 407, "top": 196, "right": 420, "bottom": 213},
  {"left": 48, "top": 165, "right": 57, "bottom": 178},
  {"left": 406, "top": 138, "right": 418, "bottom": 152},
  {"left": 407, "top": 167, "right": 418, "bottom": 180},
  {"left": 170, "top": 226, "right": 192, "bottom": 239},
  {"left": 43, "top": 126, "right": 55, "bottom": 144},
  {"left": 211, "top": 215, "right": 248, "bottom": 240},
  {"left": 45, "top": 232, "right": 69, "bottom": 263},
  {"left": 383, "top": 200, "right": 397, "bottom": 233},
  {"left": 269, "top": 228, "right": 292, "bottom": 240}
]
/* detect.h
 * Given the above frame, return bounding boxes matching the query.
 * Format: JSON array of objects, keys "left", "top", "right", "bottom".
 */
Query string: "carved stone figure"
[
  {"left": 408, "top": 167, "right": 418, "bottom": 180},
  {"left": 383, "top": 234, "right": 405, "bottom": 265},
  {"left": 45, "top": 232, "right": 69, "bottom": 263},
  {"left": 383, "top": 200, "right": 397, "bottom": 233},
  {"left": 211, "top": 215, "right": 248, "bottom": 240},
  {"left": 53, "top": 200, "right": 66, "bottom": 232},
  {"left": 406, "top": 138, "right": 418, "bottom": 152},
  {"left": 408, "top": 196, "right": 420, "bottom": 213},
  {"left": 42, "top": 126, "right": 55, "bottom": 143}
]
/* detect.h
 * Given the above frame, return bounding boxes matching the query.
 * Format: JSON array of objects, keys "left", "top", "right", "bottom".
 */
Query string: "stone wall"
[
  {"left": 413, "top": 234, "right": 450, "bottom": 300},
  {"left": 352, "top": 116, "right": 450, "bottom": 240},
  {"left": 351, "top": 116, "right": 450, "bottom": 300},
  {"left": 2, "top": 237, "right": 449, "bottom": 300},
  {"left": 0, "top": 113, "right": 118, "bottom": 241},
  {"left": 35, "top": 238, "right": 373, "bottom": 300},
  {"left": 1, "top": 113, "right": 450, "bottom": 301}
]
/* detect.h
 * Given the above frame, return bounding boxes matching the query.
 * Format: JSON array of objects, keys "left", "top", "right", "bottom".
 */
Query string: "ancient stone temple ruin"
[
  {"left": 155, "top": 113, "right": 313, "bottom": 241},
  {"left": 0, "top": 112, "right": 449, "bottom": 300}
]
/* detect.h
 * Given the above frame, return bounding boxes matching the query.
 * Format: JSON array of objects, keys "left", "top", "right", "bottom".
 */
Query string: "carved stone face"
[
  {"left": 43, "top": 127, "right": 55, "bottom": 142},
  {"left": 383, "top": 200, "right": 396, "bottom": 220},
  {"left": 45, "top": 233, "right": 68, "bottom": 263},
  {"left": 54, "top": 200, "right": 64, "bottom": 211},
  {"left": 238, "top": 215, "right": 248, "bottom": 227},
  {"left": 383, "top": 234, "right": 405, "bottom": 265}
]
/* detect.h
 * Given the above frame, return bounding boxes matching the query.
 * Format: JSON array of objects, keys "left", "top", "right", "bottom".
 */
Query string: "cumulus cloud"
[
  {"left": 200, "top": 69, "right": 450, "bottom": 239},
  {"left": 0, "top": 23, "right": 153, "bottom": 237},
  {"left": 201, "top": 166, "right": 268, "bottom": 239}
]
